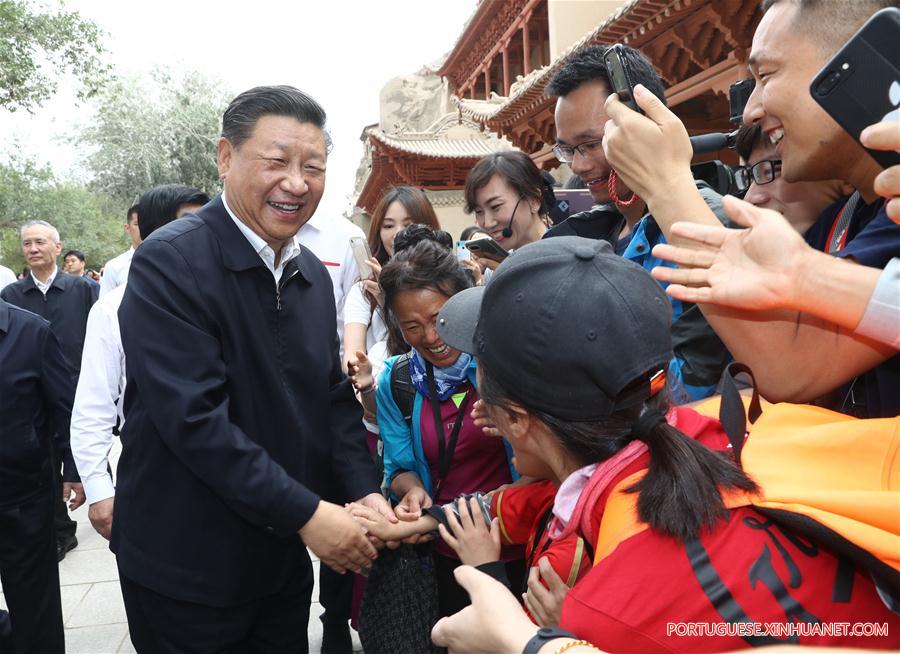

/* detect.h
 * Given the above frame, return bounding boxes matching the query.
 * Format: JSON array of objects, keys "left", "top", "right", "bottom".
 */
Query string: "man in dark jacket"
[
  {"left": 1, "top": 220, "right": 96, "bottom": 558},
  {"left": 0, "top": 299, "right": 80, "bottom": 654},
  {"left": 114, "top": 85, "right": 389, "bottom": 653}
]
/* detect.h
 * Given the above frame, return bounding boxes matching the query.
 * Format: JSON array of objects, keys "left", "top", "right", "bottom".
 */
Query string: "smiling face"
[
  {"left": 218, "top": 114, "right": 326, "bottom": 252},
  {"left": 21, "top": 225, "right": 61, "bottom": 274},
  {"left": 380, "top": 201, "right": 414, "bottom": 257},
  {"left": 743, "top": 3, "right": 862, "bottom": 185},
  {"left": 555, "top": 80, "right": 624, "bottom": 203},
  {"left": 743, "top": 142, "right": 850, "bottom": 233},
  {"left": 471, "top": 174, "right": 540, "bottom": 249},
  {"left": 391, "top": 288, "right": 461, "bottom": 368}
]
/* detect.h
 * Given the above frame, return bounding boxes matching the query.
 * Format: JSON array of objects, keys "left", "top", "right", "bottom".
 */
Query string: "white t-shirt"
[
  {"left": 100, "top": 247, "right": 134, "bottom": 297},
  {"left": 0, "top": 265, "right": 16, "bottom": 291},
  {"left": 298, "top": 212, "right": 366, "bottom": 353}
]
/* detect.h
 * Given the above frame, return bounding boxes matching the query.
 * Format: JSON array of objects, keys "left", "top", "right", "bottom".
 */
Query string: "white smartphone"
[
  {"left": 456, "top": 240, "right": 471, "bottom": 262},
  {"left": 350, "top": 237, "right": 372, "bottom": 278}
]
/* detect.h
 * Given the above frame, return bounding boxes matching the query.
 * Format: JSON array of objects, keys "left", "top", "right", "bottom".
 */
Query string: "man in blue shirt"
[{"left": 547, "top": 45, "right": 732, "bottom": 402}]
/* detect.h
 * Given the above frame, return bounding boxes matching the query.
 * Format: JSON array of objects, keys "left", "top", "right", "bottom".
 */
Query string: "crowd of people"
[{"left": 0, "top": 0, "right": 898, "bottom": 653}]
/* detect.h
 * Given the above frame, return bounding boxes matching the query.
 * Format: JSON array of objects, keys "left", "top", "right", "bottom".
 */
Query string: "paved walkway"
[{"left": 0, "top": 440, "right": 362, "bottom": 653}]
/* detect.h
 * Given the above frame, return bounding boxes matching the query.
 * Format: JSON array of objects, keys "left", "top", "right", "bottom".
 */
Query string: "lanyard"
[
  {"left": 425, "top": 362, "right": 472, "bottom": 496},
  {"left": 825, "top": 192, "right": 859, "bottom": 254}
]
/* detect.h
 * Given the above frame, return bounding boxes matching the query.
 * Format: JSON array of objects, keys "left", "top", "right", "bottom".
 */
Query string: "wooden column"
[
  {"left": 522, "top": 16, "right": 531, "bottom": 75},
  {"left": 502, "top": 47, "right": 510, "bottom": 96},
  {"left": 484, "top": 68, "right": 491, "bottom": 99}
]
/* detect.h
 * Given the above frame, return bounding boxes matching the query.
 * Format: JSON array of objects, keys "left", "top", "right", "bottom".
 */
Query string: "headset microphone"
[{"left": 502, "top": 194, "right": 527, "bottom": 239}]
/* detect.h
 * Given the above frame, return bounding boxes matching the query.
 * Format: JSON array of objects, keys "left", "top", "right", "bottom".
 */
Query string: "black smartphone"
[
  {"left": 810, "top": 7, "right": 900, "bottom": 169},
  {"left": 604, "top": 44, "right": 642, "bottom": 114},
  {"left": 465, "top": 237, "right": 509, "bottom": 262},
  {"left": 729, "top": 77, "right": 755, "bottom": 125}
]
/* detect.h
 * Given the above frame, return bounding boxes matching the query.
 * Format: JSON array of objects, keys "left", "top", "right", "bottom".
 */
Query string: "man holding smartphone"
[
  {"left": 547, "top": 44, "right": 732, "bottom": 403},
  {"left": 599, "top": 0, "right": 899, "bottom": 418}
]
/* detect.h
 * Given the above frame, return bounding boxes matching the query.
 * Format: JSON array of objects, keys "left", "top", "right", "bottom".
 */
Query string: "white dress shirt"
[
  {"left": 100, "top": 247, "right": 134, "bottom": 297},
  {"left": 71, "top": 284, "right": 127, "bottom": 504},
  {"left": 30, "top": 266, "right": 58, "bottom": 296},
  {"left": 298, "top": 210, "right": 365, "bottom": 352},
  {"left": 222, "top": 193, "right": 301, "bottom": 284},
  {"left": 0, "top": 264, "right": 16, "bottom": 291}
]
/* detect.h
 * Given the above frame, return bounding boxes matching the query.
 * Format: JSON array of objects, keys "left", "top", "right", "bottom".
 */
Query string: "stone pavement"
[{"left": 0, "top": 440, "right": 363, "bottom": 653}]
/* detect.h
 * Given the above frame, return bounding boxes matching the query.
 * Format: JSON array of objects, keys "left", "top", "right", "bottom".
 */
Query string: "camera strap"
[
  {"left": 826, "top": 191, "right": 859, "bottom": 254},
  {"left": 425, "top": 362, "right": 472, "bottom": 497}
]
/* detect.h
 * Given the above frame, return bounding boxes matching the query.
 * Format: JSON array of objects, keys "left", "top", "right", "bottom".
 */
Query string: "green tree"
[
  {"left": 0, "top": 154, "right": 125, "bottom": 271},
  {"left": 76, "top": 68, "right": 228, "bottom": 205},
  {"left": 0, "top": 0, "right": 109, "bottom": 112}
]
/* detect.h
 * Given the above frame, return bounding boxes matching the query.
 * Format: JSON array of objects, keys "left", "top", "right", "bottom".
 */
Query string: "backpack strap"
[
  {"left": 390, "top": 352, "right": 416, "bottom": 428},
  {"left": 718, "top": 362, "right": 763, "bottom": 466}
]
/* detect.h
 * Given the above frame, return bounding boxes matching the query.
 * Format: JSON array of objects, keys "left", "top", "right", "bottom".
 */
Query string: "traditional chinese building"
[{"left": 351, "top": 0, "right": 762, "bottom": 230}]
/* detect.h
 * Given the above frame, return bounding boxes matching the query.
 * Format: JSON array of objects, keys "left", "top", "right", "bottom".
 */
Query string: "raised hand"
[
  {"left": 471, "top": 399, "right": 501, "bottom": 438},
  {"left": 523, "top": 557, "right": 569, "bottom": 627},
  {"left": 438, "top": 497, "right": 501, "bottom": 566},
  {"left": 650, "top": 195, "right": 812, "bottom": 310},
  {"left": 861, "top": 120, "right": 900, "bottom": 224},
  {"left": 347, "top": 350, "right": 374, "bottom": 393}
]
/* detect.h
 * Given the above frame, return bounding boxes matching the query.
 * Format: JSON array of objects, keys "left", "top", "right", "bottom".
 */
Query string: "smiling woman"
[{"left": 372, "top": 238, "right": 522, "bottom": 625}]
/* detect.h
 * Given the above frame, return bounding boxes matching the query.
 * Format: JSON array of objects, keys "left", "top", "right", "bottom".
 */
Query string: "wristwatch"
[{"left": 523, "top": 627, "right": 578, "bottom": 654}]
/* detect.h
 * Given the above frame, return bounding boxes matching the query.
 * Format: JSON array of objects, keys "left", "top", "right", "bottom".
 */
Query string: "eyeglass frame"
[
  {"left": 734, "top": 159, "right": 782, "bottom": 191},
  {"left": 552, "top": 137, "right": 605, "bottom": 164}
]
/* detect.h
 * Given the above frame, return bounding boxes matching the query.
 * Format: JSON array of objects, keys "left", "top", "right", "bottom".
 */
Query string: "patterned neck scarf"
[{"left": 409, "top": 349, "right": 473, "bottom": 402}]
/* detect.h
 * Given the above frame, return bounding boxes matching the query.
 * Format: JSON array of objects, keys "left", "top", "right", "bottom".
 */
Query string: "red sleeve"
[
  {"left": 535, "top": 534, "right": 593, "bottom": 588},
  {"left": 491, "top": 481, "right": 556, "bottom": 545}
]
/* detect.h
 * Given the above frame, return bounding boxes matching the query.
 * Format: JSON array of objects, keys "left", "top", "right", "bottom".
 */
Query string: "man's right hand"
[
  {"left": 299, "top": 501, "right": 378, "bottom": 575},
  {"left": 89, "top": 497, "right": 115, "bottom": 540}
]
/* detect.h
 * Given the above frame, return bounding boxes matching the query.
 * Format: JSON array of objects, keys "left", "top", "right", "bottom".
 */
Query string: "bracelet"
[
  {"left": 359, "top": 384, "right": 376, "bottom": 396},
  {"left": 553, "top": 640, "right": 599, "bottom": 654}
]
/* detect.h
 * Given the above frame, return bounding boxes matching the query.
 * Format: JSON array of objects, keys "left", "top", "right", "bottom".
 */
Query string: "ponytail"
[{"left": 626, "top": 408, "right": 758, "bottom": 542}]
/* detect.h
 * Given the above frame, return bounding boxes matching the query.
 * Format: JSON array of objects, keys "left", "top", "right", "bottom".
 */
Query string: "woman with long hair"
[{"left": 342, "top": 186, "right": 440, "bottom": 376}]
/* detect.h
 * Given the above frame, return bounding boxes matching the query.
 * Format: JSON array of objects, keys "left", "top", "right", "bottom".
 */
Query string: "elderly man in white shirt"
[
  {"left": 99, "top": 204, "right": 142, "bottom": 298},
  {"left": 71, "top": 185, "right": 209, "bottom": 538}
]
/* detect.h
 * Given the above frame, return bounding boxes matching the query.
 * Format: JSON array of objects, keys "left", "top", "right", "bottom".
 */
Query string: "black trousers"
[
  {"left": 318, "top": 565, "right": 353, "bottom": 627},
  {"left": 50, "top": 447, "right": 76, "bottom": 542},
  {"left": 120, "top": 559, "right": 314, "bottom": 654},
  {"left": 0, "top": 492, "right": 64, "bottom": 654}
]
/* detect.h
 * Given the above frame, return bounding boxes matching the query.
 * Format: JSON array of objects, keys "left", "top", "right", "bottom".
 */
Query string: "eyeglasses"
[
  {"left": 553, "top": 138, "right": 605, "bottom": 164},
  {"left": 734, "top": 159, "right": 782, "bottom": 190}
]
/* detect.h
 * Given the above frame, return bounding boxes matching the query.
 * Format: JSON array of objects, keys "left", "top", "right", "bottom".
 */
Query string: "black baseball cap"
[{"left": 436, "top": 236, "right": 673, "bottom": 420}]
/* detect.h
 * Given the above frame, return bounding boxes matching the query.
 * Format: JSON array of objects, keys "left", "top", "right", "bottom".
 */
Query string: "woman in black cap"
[{"left": 428, "top": 236, "right": 898, "bottom": 654}]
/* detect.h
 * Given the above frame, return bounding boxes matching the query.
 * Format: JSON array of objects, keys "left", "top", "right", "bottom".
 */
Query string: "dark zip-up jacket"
[
  {"left": 112, "top": 195, "right": 379, "bottom": 606},
  {"left": 0, "top": 270, "right": 98, "bottom": 378},
  {"left": 0, "top": 300, "right": 78, "bottom": 505}
]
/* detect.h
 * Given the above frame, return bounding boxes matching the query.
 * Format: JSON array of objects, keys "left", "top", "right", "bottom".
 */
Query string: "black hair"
[
  {"left": 459, "top": 225, "right": 486, "bottom": 241},
  {"left": 464, "top": 151, "right": 554, "bottom": 216},
  {"left": 393, "top": 223, "right": 453, "bottom": 254},
  {"left": 221, "top": 85, "right": 333, "bottom": 153},
  {"left": 126, "top": 204, "right": 139, "bottom": 223},
  {"left": 735, "top": 123, "right": 764, "bottom": 162},
  {"left": 137, "top": 184, "right": 211, "bottom": 241},
  {"left": 367, "top": 186, "right": 441, "bottom": 266},
  {"left": 478, "top": 365, "right": 758, "bottom": 542},
  {"left": 379, "top": 239, "right": 472, "bottom": 357},
  {"left": 547, "top": 44, "right": 667, "bottom": 107},
  {"left": 761, "top": 0, "right": 900, "bottom": 51},
  {"left": 63, "top": 250, "right": 85, "bottom": 262}
]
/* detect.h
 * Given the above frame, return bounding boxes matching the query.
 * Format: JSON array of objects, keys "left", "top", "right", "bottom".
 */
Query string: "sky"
[{"left": 0, "top": 0, "right": 480, "bottom": 220}]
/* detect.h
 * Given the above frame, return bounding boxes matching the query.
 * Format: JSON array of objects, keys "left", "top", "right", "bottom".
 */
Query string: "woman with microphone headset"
[{"left": 464, "top": 151, "right": 556, "bottom": 271}]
